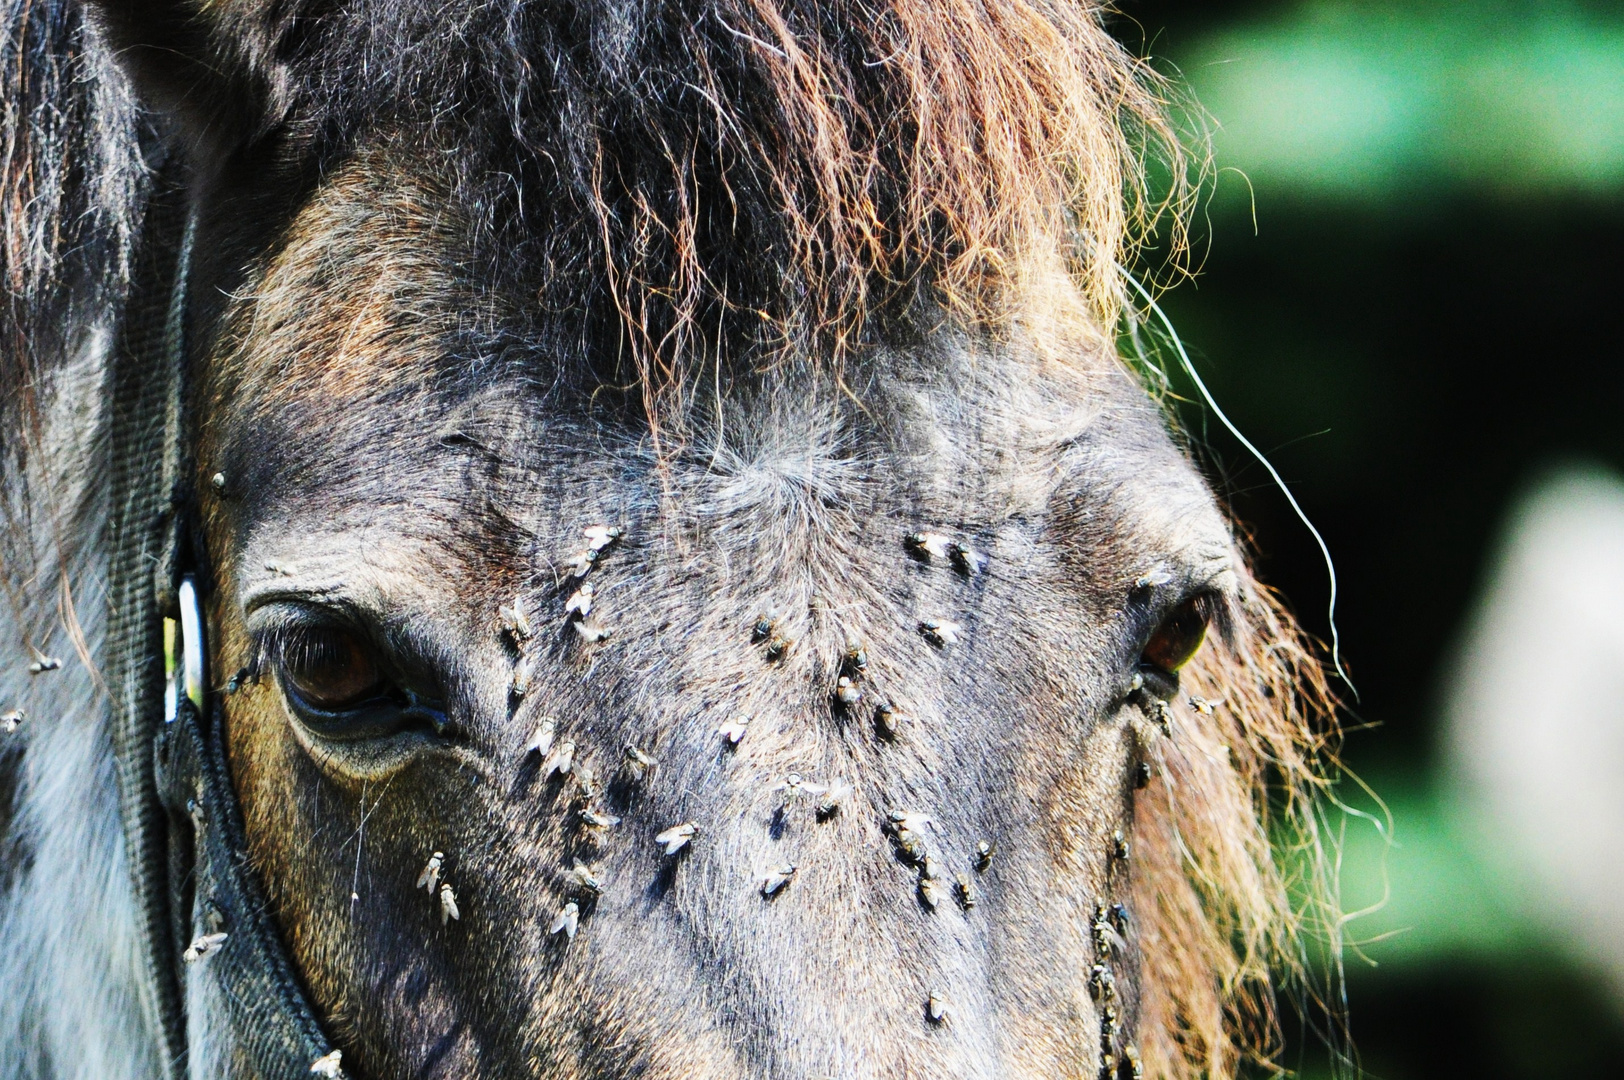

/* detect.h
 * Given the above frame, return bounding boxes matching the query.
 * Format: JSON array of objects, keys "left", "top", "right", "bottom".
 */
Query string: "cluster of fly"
[
  {"left": 751, "top": 615, "right": 792, "bottom": 662},
  {"left": 1091, "top": 897, "right": 1138, "bottom": 1080},
  {"left": 502, "top": 524, "right": 624, "bottom": 660},
  {"left": 904, "top": 531, "right": 985, "bottom": 576},
  {"left": 416, "top": 851, "right": 461, "bottom": 925},
  {"left": 771, "top": 773, "right": 853, "bottom": 823},
  {"left": 1125, "top": 673, "right": 1175, "bottom": 740},
  {"left": 886, "top": 810, "right": 944, "bottom": 908},
  {"left": 517, "top": 704, "right": 707, "bottom": 945},
  {"left": 832, "top": 638, "right": 867, "bottom": 711},
  {"left": 1091, "top": 902, "right": 1130, "bottom": 960},
  {"left": 563, "top": 525, "right": 620, "bottom": 644}
]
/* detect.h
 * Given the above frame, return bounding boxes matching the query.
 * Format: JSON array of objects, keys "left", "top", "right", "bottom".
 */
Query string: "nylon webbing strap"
[
  {"left": 108, "top": 164, "right": 340, "bottom": 1078},
  {"left": 105, "top": 166, "right": 190, "bottom": 1078},
  {"left": 157, "top": 698, "right": 338, "bottom": 1078}
]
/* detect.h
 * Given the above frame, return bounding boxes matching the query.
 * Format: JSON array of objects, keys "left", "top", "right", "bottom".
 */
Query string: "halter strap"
[{"left": 105, "top": 158, "right": 341, "bottom": 1079}]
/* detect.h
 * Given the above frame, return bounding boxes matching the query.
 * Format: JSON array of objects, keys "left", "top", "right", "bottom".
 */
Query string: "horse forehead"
[{"left": 205, "top": 150, "right": 1214, "bottom": 572}]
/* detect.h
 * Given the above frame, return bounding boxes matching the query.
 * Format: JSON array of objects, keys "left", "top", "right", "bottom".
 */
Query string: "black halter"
[{"left": 104, "top": 162, "right": 341, "bottom": 1078}]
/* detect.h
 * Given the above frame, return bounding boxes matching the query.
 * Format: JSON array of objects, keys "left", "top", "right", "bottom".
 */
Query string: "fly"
[
  {"left": 580, "top": 808, "right": 620, "bottom": 829},
  {"left": 27, "top": 654, "right": 61, "bottom": 674},
  {"left": 564, "top": 583, "right": 594, "bottom": 618},
  {"left": 874, "top": 701, "right": 905, "bottom": 739},
  {"left": 655, "top": 821, "right": 700, "bottom": 855},
  {"left": 525, "top": 717, "right": 557, "bottom": 758},
  {"left": 772, "top": 773, "right": 828, "bottom": 809},
  {"left": 509, "top": 658, "right": 534, "bottom": 699},
  {"left": 417, "top": 851, "right": 445, "bottom": 893},
  {"left": 582, "top": 524, "right": 623, "bottom": 552},
  {"left": 572, "top": 615, "right": 609, "bottom": 643},
  {"left": 717, "top": 715, "right": 750, "bottom": 745},
  {"left": 499, "top": 599, "right": 533, "bottom": 644},
  {"left": 623, "top": 744, "right": 658, "bottom": 779},
  {"left": 758, "top": 863, "right": 796, "bottom": 897},
  {"left": 835, "top": 676, "right": 862, "bottom": 707},
  {"left": 439, "top": 883, "right": 460, "bottom": 924},
  {"left": 1089, "top": 963, "right": 1115, "bottom": 1001},
  {"left": 1133, "top": 564, "right": 1173, "bottom": 591},
  {"left": 906, "top": 531, "right": 952, "bottom": 561},
  {"left": 927, "top": 990, "right": 949, "bottom": 1023},
  {"left": 842, "top": 639, "right": 868, "bottom": 674},
  {"left": 572, "top": 763, "right": 602, "bottom": 801},
  {"left": 816, "top": 782, "right": 853, "bottom": 819},
  {"left": 182, "top": 932, "right": 228, "bottom": 963},
  {"left": 309, "top": 1050, "right": 344, "bottom": 1078},
  {"left": 2, "top": 709, "right": 21, "bottom": 734},
  {"left": 541, "top": 739, "right": 576, "bottom": 780},
  {"left": 563, "top": 859, "right": 604, "bottom": 896},
  {"left": 947, "top": 541, "right": 984, "bottom": 575},
  {"left": 918, "top": 619, "right": 960, "bottom": 647},
  {"left": 1144, "top": 697, "right": 1172, "bottom": 737},
  {"left": 550, "top": 901, "right": 580, "bottom": 940}
]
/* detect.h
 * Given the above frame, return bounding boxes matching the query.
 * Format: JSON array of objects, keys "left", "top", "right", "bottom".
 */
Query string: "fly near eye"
[
  {"left": 1141, "top": 596, "right": 1209, "bottom": 674},
  {"left": 278, "top": 627, "right": 384, "bottom": 710}
]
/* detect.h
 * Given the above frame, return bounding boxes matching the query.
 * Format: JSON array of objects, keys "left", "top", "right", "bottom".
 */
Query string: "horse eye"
[
  {"left": 278, "top": 627, "right": 384, "bottom": 711},
  {"left": 1141, "top": 596, "right": 1209, "bottom": 674}
]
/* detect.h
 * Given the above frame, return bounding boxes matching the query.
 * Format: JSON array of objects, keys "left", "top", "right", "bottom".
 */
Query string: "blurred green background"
[{"left": 1111, "top": 1, "right": 1624, "bottom": 1076}]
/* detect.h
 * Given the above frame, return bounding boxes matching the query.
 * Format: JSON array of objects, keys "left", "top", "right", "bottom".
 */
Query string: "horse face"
[{"left": 191, "top": 151, "right": 1242, "bottom": 1079}]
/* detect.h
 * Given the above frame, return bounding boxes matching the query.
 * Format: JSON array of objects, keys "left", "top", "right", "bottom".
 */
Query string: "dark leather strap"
[{"left": 106, "top": 158, "right": 341, "bottom": 1078}]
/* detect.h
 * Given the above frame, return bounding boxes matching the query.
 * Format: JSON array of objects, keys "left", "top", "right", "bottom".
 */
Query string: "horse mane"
[
  {"left": 0, "top": 3, "right": 1343, "bottom": 1078},
  {"left": 0, "top": 0, "right": 144, "bottom": 534}
]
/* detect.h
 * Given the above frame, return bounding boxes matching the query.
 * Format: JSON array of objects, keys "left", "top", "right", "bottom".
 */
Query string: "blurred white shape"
[{"left": 1447, "top": 466, "right": 1624, "bottom": 994}]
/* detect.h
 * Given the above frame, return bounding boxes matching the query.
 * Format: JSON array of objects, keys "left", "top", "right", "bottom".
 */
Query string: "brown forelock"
[
  {"left": 156, "top": 0, "right": 1190, "bottom": 440},
  {"left": 193, "top": 148, "right": 1337, "bottom": 1080}
]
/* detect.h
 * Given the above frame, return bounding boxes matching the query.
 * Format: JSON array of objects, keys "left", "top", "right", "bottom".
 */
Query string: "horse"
[{"left": 0, "top": 0, "right": 1339, "bottom": 1076}]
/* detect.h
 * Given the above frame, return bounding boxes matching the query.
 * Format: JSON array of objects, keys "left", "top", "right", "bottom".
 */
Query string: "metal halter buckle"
[{"left": 165, "top": 575, "right": 205, "bottom": 723}]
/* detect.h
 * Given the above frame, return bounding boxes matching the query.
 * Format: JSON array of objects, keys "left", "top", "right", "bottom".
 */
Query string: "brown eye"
[
  {"left": 1142, "top": 596, "right": 1209, "bottom": 673},
  {"left": 280, "top": 627, "right": 384, "bottom": 710}
]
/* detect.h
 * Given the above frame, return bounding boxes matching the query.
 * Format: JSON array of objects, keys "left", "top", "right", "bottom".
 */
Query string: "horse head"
[{"left": 0, "top": 0, "right": 1338, "bottom": 1076}]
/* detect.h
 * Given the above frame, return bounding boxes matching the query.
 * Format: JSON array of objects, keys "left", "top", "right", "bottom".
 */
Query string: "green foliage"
[{"left": 1179, "top": 1, "right": 1624, "bottom": 201}]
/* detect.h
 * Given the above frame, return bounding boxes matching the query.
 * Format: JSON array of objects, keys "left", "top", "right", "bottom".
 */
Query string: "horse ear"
[{"left": 83, "top": 0, "right": 284, "bottom": 152}]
